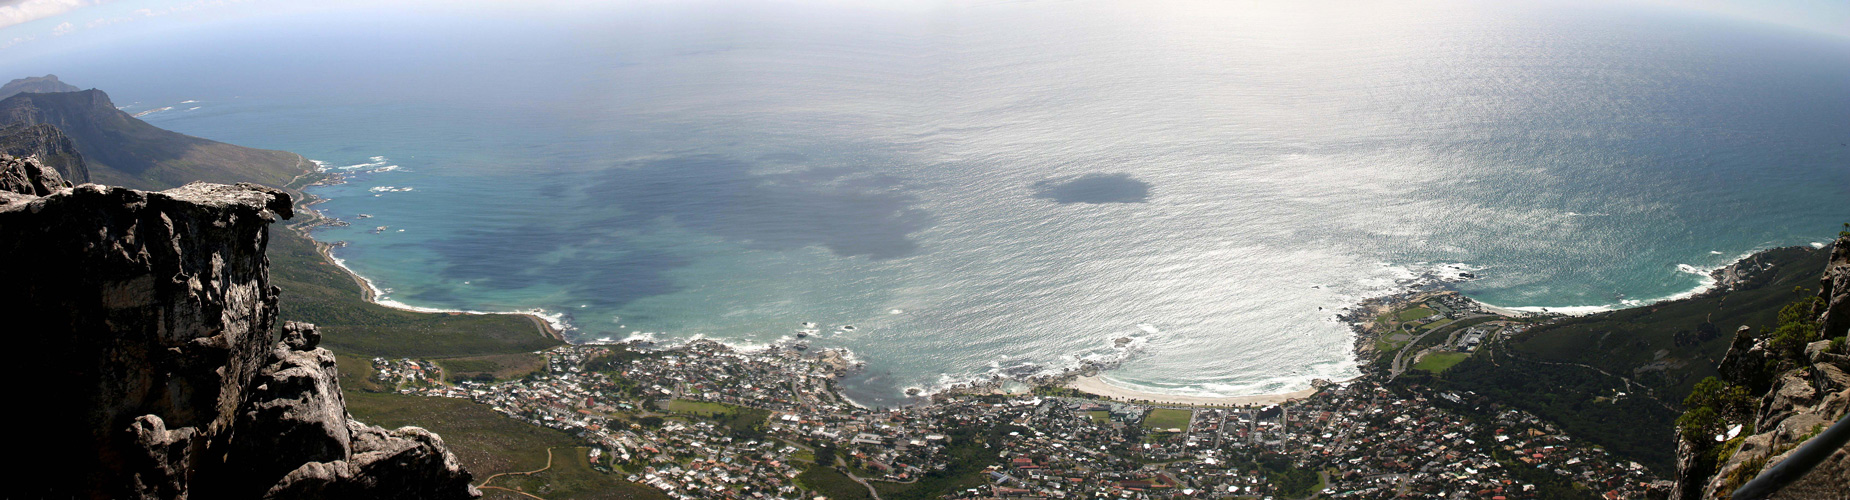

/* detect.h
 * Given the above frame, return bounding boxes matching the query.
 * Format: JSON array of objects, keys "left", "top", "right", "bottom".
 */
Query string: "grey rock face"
[
  {"left": 267, "top": 423, "right": 478, "bottom": 500},
  {"left": 1675, "top": 235, "right": 1850, "bottom": 499},
  {"left": 0, "top": 182, "right": 475, "bottom": 499},
  {"left": 0, "top": 152, "right": 67, "bottom": 195},
  {"left": 1819, "top": 239, "right": 1850, "bottom": 353},
  {"left": 0, "top": 122, "right": 90, "bottom": 183},
  {"left": 227, "top": 322, "right": 355, "bottom": 497},
  {"left": 1718, "top": 325, "right": 1769, "bottom": 389}
]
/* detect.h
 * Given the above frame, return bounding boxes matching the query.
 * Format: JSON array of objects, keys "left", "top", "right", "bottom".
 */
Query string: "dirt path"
[{"left": 476, "top": 448, "right": 558, "bottom": 499}]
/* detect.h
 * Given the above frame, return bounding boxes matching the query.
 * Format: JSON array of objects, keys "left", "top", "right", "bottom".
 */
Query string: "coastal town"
[{"left": 367, "top": 290, "right": 1668, "bottom": 500}]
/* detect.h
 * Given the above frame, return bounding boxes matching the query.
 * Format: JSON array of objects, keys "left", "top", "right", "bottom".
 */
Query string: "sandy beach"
[
  {"left": 283, "top": 191, "right": 569, "bottom": 342},
  {"left": 1066, "top": 375, "right": 1319, "bottom": 407}
]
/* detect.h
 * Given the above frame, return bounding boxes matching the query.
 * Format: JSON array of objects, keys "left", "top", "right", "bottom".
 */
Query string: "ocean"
[{"left": 26, "top": 0, "right": 1850, "bottom": 406}]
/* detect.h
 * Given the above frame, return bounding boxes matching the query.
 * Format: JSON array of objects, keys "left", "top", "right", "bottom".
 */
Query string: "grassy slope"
[
  {"left": 1411, "top": 352, "right": 1470, "bottom": 373},
  {"left": 1421, "top": 245, "right": 1829, "bottom": 472},
  {"left": 493, "top": 447, "right": 667, "bottom": 500},
  {"left": 798, "top": 465, "right": 873, "bottom": 500},
  {"left": 666, "top": 400, "right": 740, "bottom": 416},
  {"left": 338, "top": 352, "right": 666, "bottom": 500},
  {"left": 1513, "top": 246, "right": 1826, "bottom": 398},
  {"left": 436, "top": 352, "right": 550, "bottom": 382},
  {"left": 1396, "top": 306, "right": 1436, "bottom": 322}
]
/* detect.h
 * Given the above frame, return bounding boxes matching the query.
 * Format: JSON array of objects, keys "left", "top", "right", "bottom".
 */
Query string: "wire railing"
[{"left": 1731, "top": 413, "right": 1850, "bottom": 500}]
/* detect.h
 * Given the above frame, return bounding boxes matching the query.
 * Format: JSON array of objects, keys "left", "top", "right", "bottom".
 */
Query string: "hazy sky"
[{"left": 0, "top": 0, "right": 1846, "bottom": 58}]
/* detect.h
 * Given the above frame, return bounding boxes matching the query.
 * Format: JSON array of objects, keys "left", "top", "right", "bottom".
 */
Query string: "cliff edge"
[
  {"left": 1673, "top": 234, "right": 1850, "bottom": 499},
  {"left": 0, "top": 171, "right": 476, "bottom": 498},
  {"left": 0, "top": 122, "right": 90, "bottom": 183}
]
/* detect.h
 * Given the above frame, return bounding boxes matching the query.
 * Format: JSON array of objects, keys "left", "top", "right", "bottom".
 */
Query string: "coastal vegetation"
[{"left": 1413, "top": 244, "right": 1830, "bottom": 472}]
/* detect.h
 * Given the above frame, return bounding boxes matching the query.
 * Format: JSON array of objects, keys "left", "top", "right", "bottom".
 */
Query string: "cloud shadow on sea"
[
  {"left": 417, "top": 224, "right": 691, "bottom": 309},
  {"left": 583, "top": 155, "right": 931, "bottom": 260},
  {"left": 419, "top": 155, "right": 930, "bottom": 310},
  {"left": 1032, "top": 173, "right": 1151, "bottom": 204}
]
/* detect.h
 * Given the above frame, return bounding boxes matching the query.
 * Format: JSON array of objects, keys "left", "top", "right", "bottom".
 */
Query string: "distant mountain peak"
[{"left": 0, "top": 75, "right": 82, "bottom": 101}]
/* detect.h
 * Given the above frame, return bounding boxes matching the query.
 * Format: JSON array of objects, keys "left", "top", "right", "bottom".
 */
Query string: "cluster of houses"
[
  {"left": 1425, "top": 292, "right": 1481, "bottom": 319},
  {"left": 382, "top": 343, "right": 856, "bottom": 498},
  {"left": 603, "top": 339, "right": 858, "bottom": 414},
  {"left": 766, "top": 402, "right": 958, "bottom": 482},
  {"left": 916, "top": 381, "right": 1666, "bottom": 499},
  {"left": 375, "top": 339, "right": 1666, "bottom": 499},
  {"left": 370, "top": 357, "right": 444, "bottom": 390},
  {"left": 620, "top": 420, "right": 811, "bottom": 499}
]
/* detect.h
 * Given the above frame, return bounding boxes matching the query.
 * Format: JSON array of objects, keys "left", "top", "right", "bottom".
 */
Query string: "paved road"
[
  {"left": 1388, "top": 329, "right": 1441, "bottom": 379},
  {"left": 837, "top": 456, "right": 883, "bottom": 500}
]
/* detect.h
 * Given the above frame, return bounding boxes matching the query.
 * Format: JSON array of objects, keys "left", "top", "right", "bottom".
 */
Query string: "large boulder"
[{"left": 0, "top": 152, "right": 66, "bottom": 195}]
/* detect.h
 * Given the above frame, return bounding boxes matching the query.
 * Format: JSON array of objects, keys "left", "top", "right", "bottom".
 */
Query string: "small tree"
[
  {"left": 1768, "top": 293, "right": 1824, "bottom": 361},
  {"left": 1677, "top": 406, "right": 1722, "bottom": 444}
]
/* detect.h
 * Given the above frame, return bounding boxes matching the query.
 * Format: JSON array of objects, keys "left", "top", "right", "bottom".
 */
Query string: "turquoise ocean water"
[{"left": 20, "top": 1, "right": 1849, "bottom": 406}]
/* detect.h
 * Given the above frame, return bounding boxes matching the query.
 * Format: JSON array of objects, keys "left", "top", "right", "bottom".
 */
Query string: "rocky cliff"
[
  {"left": 1673, "top": 235, "right": 1850, "bottom": 499},
  {"left": 0, "top": 173, "right": 476, "bottom": 498},
  {"left": 0, "top": 122, "right": 90, "bottom": 183}
]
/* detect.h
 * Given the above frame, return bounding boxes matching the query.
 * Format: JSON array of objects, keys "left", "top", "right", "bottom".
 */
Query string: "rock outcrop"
[
  {"left": 0, "top": 180, "right": 476, "bottom": 499},
  {"left": 1674, "top": 235, "right": 1850, "bottom": 499},
  {"left": 0, "top": 152, "right": 67, "bottom": 195}
]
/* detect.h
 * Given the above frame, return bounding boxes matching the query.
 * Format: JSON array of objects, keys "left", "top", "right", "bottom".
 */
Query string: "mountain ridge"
[
  {"left": 0, "top": 74, "right": 80, "bottom": 99},
  {"left": 0, "top": 87, "right": 308, "bottom": 189}
]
